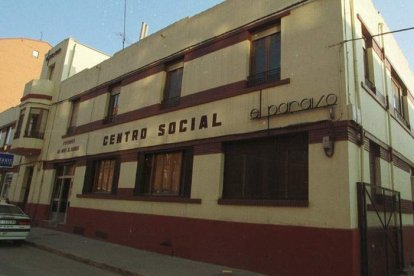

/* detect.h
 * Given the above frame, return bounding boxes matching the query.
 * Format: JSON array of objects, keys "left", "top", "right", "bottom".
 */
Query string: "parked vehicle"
[{"left": 0, "top": 199, "right": 31, "bottom": 245}]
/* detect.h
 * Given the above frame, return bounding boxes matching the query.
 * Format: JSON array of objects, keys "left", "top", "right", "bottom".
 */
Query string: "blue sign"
[{"left": 0, "top": 153, "right": 13, "bottom": 168}]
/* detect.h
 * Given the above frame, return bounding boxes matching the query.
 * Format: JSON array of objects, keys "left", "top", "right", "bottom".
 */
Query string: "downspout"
[
  {"left": 349, "top": 0, "right": 365, "bottom": 183},
  {"left": 379, "top": 22, "right": 395, "bottom": 191}
]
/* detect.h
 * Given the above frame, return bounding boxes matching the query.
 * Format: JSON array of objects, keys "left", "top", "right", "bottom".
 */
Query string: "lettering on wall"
[
  {"left": 250, "top": 94, "right": 338, "bottom": 120},
  {"left": 102, "top": 113, "right": 222, "bottom": 146},
  {"left": 57, "top": 138, "right": 79, "bottom": 154}
]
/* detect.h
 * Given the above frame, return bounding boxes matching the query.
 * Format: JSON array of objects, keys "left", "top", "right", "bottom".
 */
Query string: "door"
[
  {"left": 22, "top": 167, "right": 34, "bottom": 210},
  {"left": 50, "top": 164, "right": 75, "bottom": 224}
]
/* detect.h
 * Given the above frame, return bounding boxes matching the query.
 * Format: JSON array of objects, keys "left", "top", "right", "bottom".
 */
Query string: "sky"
[{"left": 0, "top": 0, "right": 413, "bottom": 71}]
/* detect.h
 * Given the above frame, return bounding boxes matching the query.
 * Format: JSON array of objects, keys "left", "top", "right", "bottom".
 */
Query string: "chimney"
[{"left": 139, "top": 22, "right": 149, "bottom": 40}]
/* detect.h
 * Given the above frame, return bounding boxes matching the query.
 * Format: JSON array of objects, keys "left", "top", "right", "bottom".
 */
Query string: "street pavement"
[{"left": 25, "top": 227, "right": 263, "bottom": 276}]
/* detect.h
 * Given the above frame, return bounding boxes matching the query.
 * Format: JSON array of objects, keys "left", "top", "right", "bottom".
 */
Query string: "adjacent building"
[
  {"left": 0, "top": 38, "right": 52, "bottom": 112},
  {"left": 1, "top": 0, "right": 414, "bottom": 275}
]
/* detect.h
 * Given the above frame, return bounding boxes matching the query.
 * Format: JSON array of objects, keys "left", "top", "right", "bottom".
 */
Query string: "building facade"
[
  {"left": 0, "top": 38, "right": 51, "bottom": 112},
  {"left": 0, "top": 38, "right": 109, "bottom": 209},
  {"left": 2, "top": 0, "right": 414, "bottom": 275}
]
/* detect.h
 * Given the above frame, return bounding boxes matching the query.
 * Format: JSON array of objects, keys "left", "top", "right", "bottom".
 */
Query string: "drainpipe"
[
  {"left": 379, "top": 22, "right": 395, "bottom": 191},
  {"left": 349, "top": 0, "right": 365, "bottom": 183}
]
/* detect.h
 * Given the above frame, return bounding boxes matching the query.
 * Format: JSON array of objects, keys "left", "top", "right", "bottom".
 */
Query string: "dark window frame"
[
  {"left": 162, "top": 61, "right": 184, "bottom": 108},
  {"left": 248, "top": 25, "right": 281, "bottom": 86},
  {"left": 104, "top": 87, "right": 121, "bottom": 124},
  {"left": 67, "top": 99, "right": 80, "bottom": 134},
  {"left": 369, "top": 141, "right": 381, "bottom": 187},
  {"left": 24, "top": 108, "right": 48, "bottom": 139},
  {"left": 14, "top": 109, "right": 25, "bottom": 139},
  {"left": 135, "top": 148, "right": 193, "bottom": 198},
  {"left": 83, "top": 157, "right": 120, "bottom": 195},
  {"left": 222, "top": 133, "right": 308, "bottom": 201}
]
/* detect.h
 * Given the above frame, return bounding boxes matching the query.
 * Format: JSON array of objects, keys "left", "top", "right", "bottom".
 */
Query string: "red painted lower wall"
[
  {"left": 26, "top": 206, "right": 359, "bottom": 276},
  {"left": 403, "top": 225, "right": 414, "bottom": 265},
  {"left": 24, "top": 203, "right": 49, "bottom": 226}
]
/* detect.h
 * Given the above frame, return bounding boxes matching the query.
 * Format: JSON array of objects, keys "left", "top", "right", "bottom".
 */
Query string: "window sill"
[
  {"left": 218, "top": 198, "right": 309, "bottom": 207},
  {"left": 246, "top": 78, "right": 290, "bottom": 91},
  {"left": 77, "top": 193, "right": 201, "bottom": 204},
  {"left": 361, "top": 81, "right": 388, "bottom": 109},
  {"left": 390, "top": 112, "right": 411, "bottom": 133}
]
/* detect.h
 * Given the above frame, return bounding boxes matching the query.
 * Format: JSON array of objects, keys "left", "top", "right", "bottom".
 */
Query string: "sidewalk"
[{"left": 25, "top": 227, "right": 263, "bottom": 276}]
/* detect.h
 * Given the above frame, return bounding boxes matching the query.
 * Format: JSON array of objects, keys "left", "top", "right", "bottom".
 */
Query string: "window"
[
  {"left": 32, "top": 50, "right": 39, "bottom": 59},
  {"left": 67, "top": 99, "right": 80, "bottom": 134},
  {"left": 362, "top": 35, "right": 375, "bottom": 91},
  {"left": 25, "top": 108, "right": 48, "bottom": 139},
  {"left": 391, "top": 76, "right": 407, "bottom": 125},
  {"left": 0, "top": 126, "right": 13, "bottom": 150},
  {"left": 83, "top": 158, "right": 120, "bottom": 194},
  {"left": 14, "top": 109, "right": 25, "bottom": 139},
  {"left": 162, "top": 61, "right": 183, "bottom": 107},
  {"left": 248, "top": 25, "right": 281, "bottom": 86},
  {"left": 105, "top": 87, "right": 120, "bottom": 123},
  {"left": 47, "top": 64, "right": 55, "bottom": 80},
  {"left": 135, "top": 149, "right": 193, "bottom": 197},
  {"left": 223, "top": 133, "right": 308, "bottom": 201},
  {"left": 369, "top": 141, "right": 381, "bottom": 186}
]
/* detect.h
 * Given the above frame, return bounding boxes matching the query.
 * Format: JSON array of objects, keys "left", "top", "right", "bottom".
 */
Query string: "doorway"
[{"left": 50, "top": 164, "right": 75, "bottom": 224}]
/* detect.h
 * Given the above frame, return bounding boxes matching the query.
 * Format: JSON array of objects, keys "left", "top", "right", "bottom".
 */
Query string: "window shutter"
[
  {"left": 82, "top": 160, "right": 94, "bottom": 194},
  {"left": 111, "top": 159, "right": 121, "bottom": 194},
  {"left": 181, "top": 149, "right": 194, "bottom": 197},
  {"left": 134, "top": 153, "right": 145, "bottom": 195}
]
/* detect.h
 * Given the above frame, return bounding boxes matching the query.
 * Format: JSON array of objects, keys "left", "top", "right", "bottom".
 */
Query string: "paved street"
[{"left": 0, "top": 241, "right": 119, "bottom": 276}]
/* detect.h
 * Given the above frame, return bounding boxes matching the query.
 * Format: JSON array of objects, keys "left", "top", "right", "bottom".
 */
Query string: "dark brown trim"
[
  {"left": 308, "top": 120, "right": 362, "bottom": 145},
  {"left": 384, "top": 58, "right": 392, "bottom": 72},
  {"left": 408, "top": 90, "right": 414, "bottom": 105},
  {"left": 79, "top": 87, "right": 107, "bottom": 102},
  {"left": 8, "top": 147, "right": 41, "bottom": 156},
  {"left": 48, "top": 120, "right": 414, "bottom": 176},
  {"left": 184, "top": 31, "right": 250, "bottom": 62},
  {"left": 67, "top": 10, "right": 291, "bottom": 106},
  {"left": 392, "top": 153, "right": 412, "bottom": 173},
  {"left": 76, "top": 193, "right": 201, "bottom": 204},
  {"left": 20, "top": 94, "right": 52, "bottom": 102},
  {"left": 63, "top": 78, "right": 290, "bottom": 137},
  {"left": 121, "top": 64, "right": 165, "bottom": 87},
  {"left": 0, "top": 122, "right": 16, "bottom": 130},
  {"left": 194, "top": 143, "right": 223, "bottom": 155},
  {"left": 400, "top": 199, "right": 414, "bottom": 214},
  {"left": 379, "top": 147, "right": 391, "bottom": 162},
  {"left": 390, "top": 113, "right": 412, "bottom": 136},
  {"left": 120, "top": 152, "right": 137, "bottom": 162},
  {"left": 52, "top": 120, "right": 361, "bottom": 168},
  {"left": 361, "top": 82, "right": 388, "bottom": 110},
  {"left": 218, "top": 198, "right": 308, "bottom": 207}
]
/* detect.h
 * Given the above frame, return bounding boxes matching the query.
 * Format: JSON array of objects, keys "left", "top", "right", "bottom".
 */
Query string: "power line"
[{"left": 329, "top": 26, "right": 414, "bottom": 47}]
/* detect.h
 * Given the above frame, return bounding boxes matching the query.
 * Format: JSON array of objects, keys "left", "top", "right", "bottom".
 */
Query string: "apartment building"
[
  {"left": 2, "top": 0, "right": 414, "bottom": 275},
  {"left": 0, "top": 38, "right": 51, "bottom": 112}
]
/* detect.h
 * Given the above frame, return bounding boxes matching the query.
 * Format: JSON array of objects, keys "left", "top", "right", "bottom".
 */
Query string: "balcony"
[
  {"left": 9, "top": 136, "right": 44, "bottom": 156},
  {"left": 247, "top": 68, "right": 281, "bottom": 87},
  {"left": 21, "top": 79, "right": 54, "bottom": 103}
]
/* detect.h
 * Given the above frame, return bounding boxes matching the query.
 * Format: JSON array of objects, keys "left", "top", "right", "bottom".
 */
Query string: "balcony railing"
[
  {"left": 24, "top": 130, "right": 44, "bottom": 139},
  {"left": 394, "top": 108, "right": 410, "bottom": 128},
  {"left": 22, "top": 79, "right": 54, "bottom": 99},
  {"left": 248, "top": 68, "right": 281, "bottom": 87}
]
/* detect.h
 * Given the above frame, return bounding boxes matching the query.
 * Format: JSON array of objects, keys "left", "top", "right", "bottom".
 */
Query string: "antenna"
[{"left": 122, "top": 0, "right": 127, "bottom": 49}]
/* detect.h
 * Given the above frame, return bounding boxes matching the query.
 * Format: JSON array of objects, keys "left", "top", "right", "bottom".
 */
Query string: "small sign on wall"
[{"left": 0, "top": 153, "right": 13, "bottom": 168}]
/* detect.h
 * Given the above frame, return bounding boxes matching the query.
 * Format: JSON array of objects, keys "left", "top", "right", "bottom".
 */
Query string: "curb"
[{"left": 24, "top": 240, "right": 143, "bottom": 276}]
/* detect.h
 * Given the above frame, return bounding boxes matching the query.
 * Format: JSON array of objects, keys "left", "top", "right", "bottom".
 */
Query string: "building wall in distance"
[{"left": 0, "top": 38, "right": 51, "bottom": 111}]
